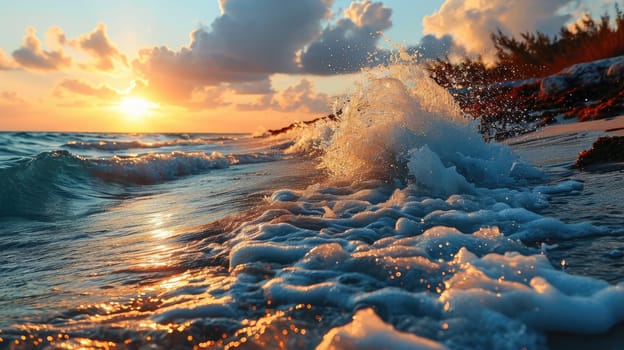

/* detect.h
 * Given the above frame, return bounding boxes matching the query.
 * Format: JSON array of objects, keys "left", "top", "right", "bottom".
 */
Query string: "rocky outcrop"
[
  {"left": 262, "top": 110, "right": 341, "bottom": 137},
  {"left": 457, "top": 56, "right": 624, "bottom": 140},
  {"left": 540, "top": 56, "right": 624, "bottom": 96},
  {"left": 574, "top": 136, "right": 624, "bottom": 169}
]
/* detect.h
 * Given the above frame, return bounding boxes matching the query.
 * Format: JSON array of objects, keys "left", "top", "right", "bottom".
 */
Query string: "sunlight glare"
[{"left": 117, "top": 97, "right": 158, "bottom": 119}]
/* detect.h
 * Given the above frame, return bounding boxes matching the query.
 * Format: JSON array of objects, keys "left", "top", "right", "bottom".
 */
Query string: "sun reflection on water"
[{"left": 161, "top": 272, "right": 191, "bottom": 290}]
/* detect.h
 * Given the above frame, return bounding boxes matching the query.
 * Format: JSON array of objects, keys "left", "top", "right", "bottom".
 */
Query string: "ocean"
[{"left": 1, "top": 63, "right": 623, "bottom": 350}]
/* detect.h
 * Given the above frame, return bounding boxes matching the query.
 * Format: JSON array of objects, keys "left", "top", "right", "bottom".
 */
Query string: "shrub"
[{"left": 427, "top": 3, "right": 624, "bottom": 89}]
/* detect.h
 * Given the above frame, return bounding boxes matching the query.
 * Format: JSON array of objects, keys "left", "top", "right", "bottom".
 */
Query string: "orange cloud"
[
  {"left": 72, "top": 23, "right": 128, "bottom": 71},
  {"left": 1, "top": 91, "right": 26, "bottom": 104},
  {"left": 344, "top": 0, "right": 392, "bottom": 28},
  {"left": 239, "top": 79, "right": 330, "bottom": 113},
  {"left": 12, "top": 27, "right": 72, "bottom": 71},
  {"left": 187, "top": 86, "right": 231, "bottom": 110},
  {"left": 133, "top": 0, "right": 393, "bottom": 108},
  {"left": 8, "top": 24, "right": 128, "bottom": 73},
  {"left": 423, "top": 0, "right": 579, "bottom": 59},
  {"left": 0, "top": 49, "right": 17, "bottom": 70},
  {"left": 0, "top": 91, "right": 29, "bottom": 124},
  {"left": 227, "top": 79, "right": 274, "bottom": 95},
  {"left": 53, "top": 78, "right": 121, "bottom": 100}
]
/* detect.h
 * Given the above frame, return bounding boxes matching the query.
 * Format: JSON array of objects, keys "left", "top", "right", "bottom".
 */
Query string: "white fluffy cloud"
[
  {"left": 132, "top": 0, "right": 332, "bottom": 105},
  {"left": 422, "top": 0, "right": 580, "bottom": 58}
]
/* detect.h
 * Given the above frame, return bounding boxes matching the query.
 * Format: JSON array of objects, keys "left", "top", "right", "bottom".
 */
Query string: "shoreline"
[{"left": 506, "top": 115, "right": 624, "bottom": 144}]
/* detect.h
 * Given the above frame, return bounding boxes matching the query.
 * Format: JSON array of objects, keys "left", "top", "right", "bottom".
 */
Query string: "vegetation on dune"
[
  {"left": 270, "top": 5, "right": 624, "bottom": 140},
  {"left": 427, "top": 3, "right": 624, "bottom": 89},
  {"left": 575, "top": 136, "right": 624, "bottom": 168},
  {"left": 423, "top": 3, "right": 624, "bottom": 140}
]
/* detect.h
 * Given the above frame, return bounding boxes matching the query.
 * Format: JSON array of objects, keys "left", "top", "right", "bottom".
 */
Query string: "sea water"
[{"left": 1, "top": 61, "right": 623, "bottom": 350}]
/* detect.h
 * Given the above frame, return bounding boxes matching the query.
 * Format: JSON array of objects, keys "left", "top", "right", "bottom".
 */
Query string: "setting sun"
[{"left": 117, "top": 97, "right": 158, "bottom": 119}]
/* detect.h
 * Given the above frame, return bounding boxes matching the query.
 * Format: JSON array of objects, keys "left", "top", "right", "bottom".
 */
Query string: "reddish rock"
[{"left": 574, "top": 136, "right": 624, "bottom": 168}]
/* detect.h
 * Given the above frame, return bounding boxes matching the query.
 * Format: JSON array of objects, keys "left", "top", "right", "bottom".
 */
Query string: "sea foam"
[{"left": 201, "top": 58, "right": 623, "bottom": 349}]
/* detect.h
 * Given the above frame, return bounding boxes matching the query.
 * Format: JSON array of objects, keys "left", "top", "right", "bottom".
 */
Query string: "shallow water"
[
  {"left": 1, "top": 63, "right": 624, "bottom": 350},
  {"left": 509, "top": 130, "right": 624, "bottom": 285}
]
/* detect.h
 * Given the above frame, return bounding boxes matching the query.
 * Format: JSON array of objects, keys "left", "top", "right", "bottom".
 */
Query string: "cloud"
[
  {"left": 53, "top": 78, "right": 121, "bottom": 100},
  {"left": 0, "top": 91, "right": 28, "bottom": 119},
  {"left": 1, "top": 91, "right": 26, "bottom": 104},
  {"left": 227, "top": 79, "right": 274, "bottom": 95},
  {"left": 423, "top": 0, "right": 579, "bottom": 58},
  {"left": 299, "top": 0, "right": 392, "bottom": 74},
  {"left": 12, "top": 27, "right": 72, "bottom": 71},
  {"left": 134, "top": 0, "right": 395, "bottom": 105},
  {"left": 134, "top": 0, "right": 332, "bottom": 100},
  {"left": 72, "top": 23, "right": 128, "bottom": 71},
  {"left": 412, "top": 34, "right": 466, "bottom": 61},
  {"left": 44, "top": 26, "right": 67, "bottom": 49},
  {"left": 344, "top": 0, "right": 392, "bottom": 28},
  {"left": 0, "top": 49, "right": 17, "bottom": 70},
  {"left": 188, "top": 86, "right": 231, "bottom": 110},
  {"left": 9, "top": 24, "right": 128, "bottom": 72},
  {"left": 240, "top": 79, "right": 331, "bottom": 113}
]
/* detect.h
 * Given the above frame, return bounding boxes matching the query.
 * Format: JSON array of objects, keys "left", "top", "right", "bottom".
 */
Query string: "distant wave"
[
  {"left": 63, "top": 136, "right": 238, "bottom": 151},
  {"left": 0, "top": 149, "right": 280, "bottom": 219},
  {"left": 88, "top": 151, "right": 231, "bottom": 184}
]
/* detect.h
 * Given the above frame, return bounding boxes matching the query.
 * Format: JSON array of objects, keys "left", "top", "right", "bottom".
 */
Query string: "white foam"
[
  {"left": 214, "top": 174, "right": 615, "bottom": 348},
  {"left": 89, "top": 151, "right": 230, "bottom": 184},
  {"left": 442, "top": 248, "right": 624, "bottom": 334},
  {"left": 317, "top": 308, "right": 447, "bottom": 350},
  {"left": 191, "top": 55, "right": 621, "bottom": 349},
  {"left": 85, "top": 150, "right": 281, "bottom": 184}
]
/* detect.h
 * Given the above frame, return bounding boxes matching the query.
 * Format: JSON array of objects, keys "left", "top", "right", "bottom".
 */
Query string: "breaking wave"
[
  {"left": 0, "top": 149, "right": 280, "bottom": 219},
  {"left": 63, "top": 136, "right": 238, "bottom": 151}
]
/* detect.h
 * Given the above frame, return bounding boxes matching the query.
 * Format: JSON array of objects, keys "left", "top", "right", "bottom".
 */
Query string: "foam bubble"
[
  {"left": 442, "top": 248, "right": 624, "bottom": 334},
  {"left": 317, "top": 308, "right": 447, "bottom": 350}
]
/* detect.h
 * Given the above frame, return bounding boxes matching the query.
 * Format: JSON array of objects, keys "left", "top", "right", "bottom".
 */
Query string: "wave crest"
[
  {"left": 283, "top": 55, "right": 541, "bottom": 194},
  {"left": 63, "top": 136, "right": 238, "bottom": 151},
  {"left": 89, "top": 151, "right": 230, "bottom": 184},
  {"left": 0, "top": 149, "right": 282, "bottom": 219}
]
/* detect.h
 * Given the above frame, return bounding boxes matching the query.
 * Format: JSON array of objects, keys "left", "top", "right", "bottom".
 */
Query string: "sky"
[{"left": 0, "top": 0, "right": 614, "bottom": 133}]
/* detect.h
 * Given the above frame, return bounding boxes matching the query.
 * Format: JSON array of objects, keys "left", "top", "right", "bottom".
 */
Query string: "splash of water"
[{"left": 286, "top": 52, "right": 540, "bottom": 194}]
